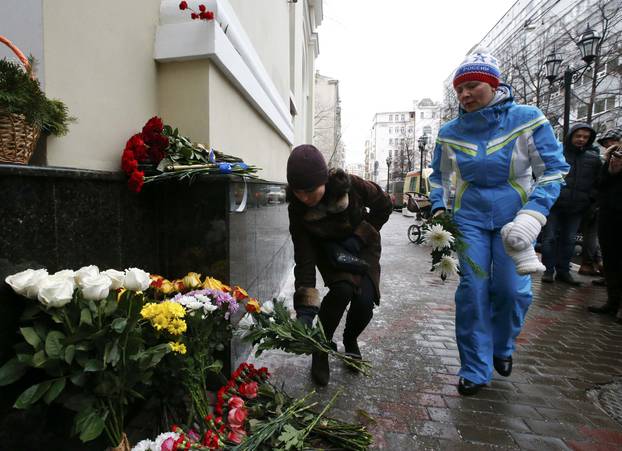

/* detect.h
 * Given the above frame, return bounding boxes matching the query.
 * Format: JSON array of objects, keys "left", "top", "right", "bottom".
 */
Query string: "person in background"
[
  {"left": 286, "top": 145, "right": 392, "bottom": 386},
  {"left": 430, "top": 50, "right": 568, "bottom": 396},
  {"left": 587, "top": 143, "right": 622, "bottom": 321},
  {"left": 540, "top": 123, "right": 602, "bottom": 286}
]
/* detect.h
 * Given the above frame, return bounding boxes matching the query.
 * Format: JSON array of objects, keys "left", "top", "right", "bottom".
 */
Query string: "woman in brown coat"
[{"left": 286, "top": 145, "right": 392, "bottom": 385}]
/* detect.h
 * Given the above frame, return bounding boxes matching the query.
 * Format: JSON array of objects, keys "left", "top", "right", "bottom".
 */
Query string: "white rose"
[
  {"left": 53, "top": 270, "right": 77, "bottom": 290},
  {"left": 38, "top": 275, "right": 75, "bottom": 308},
  {"left": 5, "top": 268, "right": 49, "bottom": 299},
  {"left": 124, "top": 268, "right": 151, "bottom": 291},
  {"left": 102, "top": 269, "right": 125, "bottom": 290},
  {"left": 75, "top": 265, "right": 100, "bottom": 287},
  {"left": 260, "top": 300, "right": 274, "bottom": 315},
  {"left": 80, "top": 274, "right": 112, "bottom": 301}
]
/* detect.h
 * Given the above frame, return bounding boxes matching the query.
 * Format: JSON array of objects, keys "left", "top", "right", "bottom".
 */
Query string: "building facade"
[
  {"left": 363, "top": 100, "right": 440, "bottom": 188},
  {"left": 0, "top": 0, "right": 323, "bottom": 182},
  {"left": 313, "top": 72, "right": 345, "bottom": 168},
  {"left": 441, "top": 0, "right": 621, "bottom": 136}
]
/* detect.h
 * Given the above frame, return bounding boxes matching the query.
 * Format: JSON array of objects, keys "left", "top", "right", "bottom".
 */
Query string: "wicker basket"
[{"left": 0, "top": 35, "right": 41, "bottom": 164}]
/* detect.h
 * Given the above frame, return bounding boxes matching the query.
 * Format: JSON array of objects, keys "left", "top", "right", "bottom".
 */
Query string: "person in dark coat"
[
  {"left": 588, "top": 144, "right": 622, "bottom": 320},
  {"left": 540, "top": 122, "right": 602, "bottom": 285},
  {"left": 286, "top": 144, "right": 392, "bottom": 386}
]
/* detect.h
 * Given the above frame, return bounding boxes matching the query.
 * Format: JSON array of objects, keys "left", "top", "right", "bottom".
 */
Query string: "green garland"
[{"left": 0, "top": 58, "right": 75, "bottom": 136}]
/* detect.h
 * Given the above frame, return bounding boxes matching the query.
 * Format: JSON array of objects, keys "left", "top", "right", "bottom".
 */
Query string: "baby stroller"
[{"left": 405, "top": 192, "right": 432, "bottom": 244}]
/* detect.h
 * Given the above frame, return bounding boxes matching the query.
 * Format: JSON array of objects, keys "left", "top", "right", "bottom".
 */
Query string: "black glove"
[
  {"left": 320, "top": 241, "right": 369, "bottom": 274},
  {"left": 338, "top": 235, "right": 364, "bottom": 255},
  {"left": 296, "top": 306, "right": 318, "bottom": 327}
]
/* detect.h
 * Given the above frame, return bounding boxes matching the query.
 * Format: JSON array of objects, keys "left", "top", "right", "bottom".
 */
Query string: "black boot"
[
  {"left": 588, "top": 303, "right": 618, "bottom": 315},
  {"left": 493, "top": 356, "right": 512, "bottom": 377},
  {"left": 311, "top": 351, "right": 329, "bottom": 386},
  {"left": 457, "top": 377, "right": 485, "bottom": 396}
]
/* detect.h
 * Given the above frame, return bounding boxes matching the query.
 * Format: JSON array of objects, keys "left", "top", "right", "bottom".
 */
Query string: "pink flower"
[
  {"left": 161, "top": 437, "right": 176, "bottom": 451},
  {"left": 228, "top": 407, "right": 248, "bottom": 430},
  {"left": 228, "top": 396, "right": 245, "bottom": 409},
  {"left": 187, "top": 429, "right": 200, "bottom": 442},
  {"left": 227, "top": 429, "right": 246, "bottom": 444},
  {"left": 238, "top": 381, "right": 258, "bottom": 399}
]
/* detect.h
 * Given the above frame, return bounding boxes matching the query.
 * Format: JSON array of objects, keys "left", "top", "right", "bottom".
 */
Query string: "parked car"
[{"left": 266, "top": 186, "right": 286, "bottom": 204}]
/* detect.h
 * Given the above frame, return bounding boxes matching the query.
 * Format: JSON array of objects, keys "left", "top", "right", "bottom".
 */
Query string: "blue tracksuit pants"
[{"left": 455, "top": 222, "right": 533, "bottom": 384}]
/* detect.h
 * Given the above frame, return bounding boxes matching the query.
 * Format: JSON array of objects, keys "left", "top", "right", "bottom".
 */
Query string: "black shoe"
[
  {"left": 541, "top": 272, "right": 554, "bottom": 283},
  {"left": 588, "top": 304, "right": 618, "bottom": 316},
  {"left": 555, "top": 272, "right": 582, "bottom": 286},
  {"left": 343, "top": 338, "right": 362, "bottom": 359},
  {"left": 311, "top": 351, "right": 329, "bottom": 386},
  {"left": 493, "top": 356, "right": 512, "bottom": 377},
  {"left": 457, "top": 377, "right": 485, "bottom": 396}
]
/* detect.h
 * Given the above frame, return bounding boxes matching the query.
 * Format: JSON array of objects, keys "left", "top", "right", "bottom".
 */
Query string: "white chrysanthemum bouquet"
[{"left": 423, "top": 213, "right": 485, "bottom": 280}]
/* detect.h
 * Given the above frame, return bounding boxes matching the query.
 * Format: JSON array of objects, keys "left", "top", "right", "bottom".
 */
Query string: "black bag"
[{"left": 321, "top": 241, "right": 369, "bottom": 274}]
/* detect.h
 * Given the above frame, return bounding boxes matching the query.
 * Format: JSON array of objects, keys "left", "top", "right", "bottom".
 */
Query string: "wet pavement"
[{"left": 250, "top": 212, "right": 622, "bottom": 450}]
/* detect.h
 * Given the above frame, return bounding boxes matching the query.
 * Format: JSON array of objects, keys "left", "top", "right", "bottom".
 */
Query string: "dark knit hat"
[{"left": 287, "top": 144, "right": 328, "bottom": 190}]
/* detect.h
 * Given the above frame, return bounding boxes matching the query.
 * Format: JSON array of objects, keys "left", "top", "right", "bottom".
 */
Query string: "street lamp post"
[
  {"left": 385, "top": 156, "right": 392, "bottom": 193},
  {"left": 544, "top": 24, "right": 602, "bottom": 139},
  {"left": 417, "top": 135, "right": 428, "bottom": 193}
]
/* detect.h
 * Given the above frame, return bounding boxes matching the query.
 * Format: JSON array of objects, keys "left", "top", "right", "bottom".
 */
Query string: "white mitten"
[
  {"left": 501, "top": 212, "right": 546, "bottom": 251},
  {"left": 503, "top": 242, "right": 546, "bottom": 275}
]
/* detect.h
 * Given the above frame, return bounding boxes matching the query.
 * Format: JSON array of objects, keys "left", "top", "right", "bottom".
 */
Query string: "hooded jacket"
[
  {"left": 287, "top": 170, "right": 392, "bottom": 310},
  {"left": 553, "top": 122, "right": 602, "bottom": 213},
  {"left": 430, "top": 84, "right": 569, "bottom": 229}
]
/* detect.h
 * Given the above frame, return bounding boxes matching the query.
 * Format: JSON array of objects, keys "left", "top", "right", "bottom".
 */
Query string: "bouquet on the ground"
[
  {"left": 241, "top": 300, "right": 372, "bottom": 375},
  {"left": 1, "top": 266, "right": 169, "bottom": 449},
  {"left": 121, "top": 116, "right": 259, "bottom": 192},
  {"left": 423, "top": 212, "right": 485, "bottom": 280},
  {"left": 132, "top": 362, "right": 373, "bottom": 450},
  {"left": 145, "top": 274, "right": 258, "bottom": 422}
]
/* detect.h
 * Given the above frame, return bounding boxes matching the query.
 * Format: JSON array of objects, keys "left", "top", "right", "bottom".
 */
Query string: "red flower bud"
[
  {"left": 199, "top": 4, "right": 206, "bottom": 12},
  {"left": 206, "top": 11, "right": 215, "bottom": 20},
  {"left": 179, "top": 1, "right": 188, "bottom": 10},
  {"left": 199, "top": 12, "right": 206, "bottom": 19},
  {"left": 191, "top": 13, "right": 198, "bottom": 19}
]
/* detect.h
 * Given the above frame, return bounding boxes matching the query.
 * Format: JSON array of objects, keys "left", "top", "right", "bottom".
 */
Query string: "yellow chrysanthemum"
[
  {"left": 169, "top": 341, "right": 187, "bottom": 354},
  {"left": 153, "top": 314, "right": 169, "bottom": 331},
  {"left": 167, "top": 318, "right": 187, "bottom": 335}
]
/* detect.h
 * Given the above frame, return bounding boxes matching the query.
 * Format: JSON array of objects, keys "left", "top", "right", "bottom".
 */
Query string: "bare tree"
[
  {"left": 313, "top": 101, "right": 344, "bottom": 168},
  {"left": 441, "top": 83, "right": 459, "bottom": 122},
  {"left": 391, "top": 126, "right": 416, "bottom": 181}
]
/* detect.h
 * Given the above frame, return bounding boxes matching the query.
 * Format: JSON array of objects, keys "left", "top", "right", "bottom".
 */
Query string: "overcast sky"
[{"left": 315, "top": 0, "right": 517, "bottom": 164}]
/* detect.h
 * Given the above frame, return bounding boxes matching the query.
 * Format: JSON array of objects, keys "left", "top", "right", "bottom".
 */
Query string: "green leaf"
[
  {"left": 83, "top": 360, "right": 103, "bottom": 372},
  {"left": 64, "top": 345, "right": 76, "bottom": 364},
  {"left": 45, "top": 331, "right": 66, "bottom": 359},
  {"left": 43, "top": 378, "right": 66, "bottom": 404},
  {"left": 79, "top": 308, "right": 93, "bottom": 326},
  {"left": 277, "top": 424, "right": 304, "bottom": 450},
  {"left": 32, "top": 350, "right": 47, "bottom": 368},
  {"left": 111, "top": 318, "right": 127, "bottom": 333},
  {"left": 0, "top": 358, "right": 27, "bottom": 386},
  {"left": 79, "top": 412, "right": 105, "bottom": 442},
  {"left": 16, "top": 353, "right": 33, "bottom": 365},
  {"left": 104, "top": 298, "right": 117, "bottom": 315},
  {"left": 70, "top": 372, "right": 87, "bottom": 387},
  {"left": 20, "top": 327, "right": 41, "bottom": 349},
  {"left": 14, "top": 381, "right": 52, "bottom": 409},
  {"left": 104, "top": 341, "right": 120, "bottom": 366}
]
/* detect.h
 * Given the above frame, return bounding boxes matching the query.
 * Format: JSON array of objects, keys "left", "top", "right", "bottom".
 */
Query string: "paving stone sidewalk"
[{"left": 250, "top": 213, "right": 622, "bottom": 450}]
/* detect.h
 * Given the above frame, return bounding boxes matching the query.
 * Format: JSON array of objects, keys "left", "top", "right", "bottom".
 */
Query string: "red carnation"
[
  {"left": 206, "top": 11, "right": 214, "bottom": 20},
  {"left": 191, "top": 13, "right": 198, "bottom": 19},
  {"left": 179, "top": 1, "right": 188, "bottom": 10},
  {"left": 238, "top": 381, "right": 258, "bottom": 399},
  {"left": 128, "top": 170, "right": 145, "bottom": 193},
  {"left": 125, "top": 134, "right": 148, "bottom": 161},
  {"left": 199, "top": 12, "right": 207, "bottom": 19},
  {"left": 199, "top": 4, "right": 206, "bottom": 12},
  {"left": 142, "top": 116, "right": 164, "bottom": 135},
  {"left": 121, "top": 150, "right": 138, "bottom": 175}
]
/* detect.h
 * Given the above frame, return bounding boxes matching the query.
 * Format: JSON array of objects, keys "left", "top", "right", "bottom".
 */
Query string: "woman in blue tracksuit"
[{"left": 430, "top": 51, "right": 569, "bottom": 396}]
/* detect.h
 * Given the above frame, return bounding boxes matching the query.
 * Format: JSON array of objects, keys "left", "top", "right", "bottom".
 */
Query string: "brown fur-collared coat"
[{"left": 287, "top": 169, "right": 393, "bottom": 309}]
